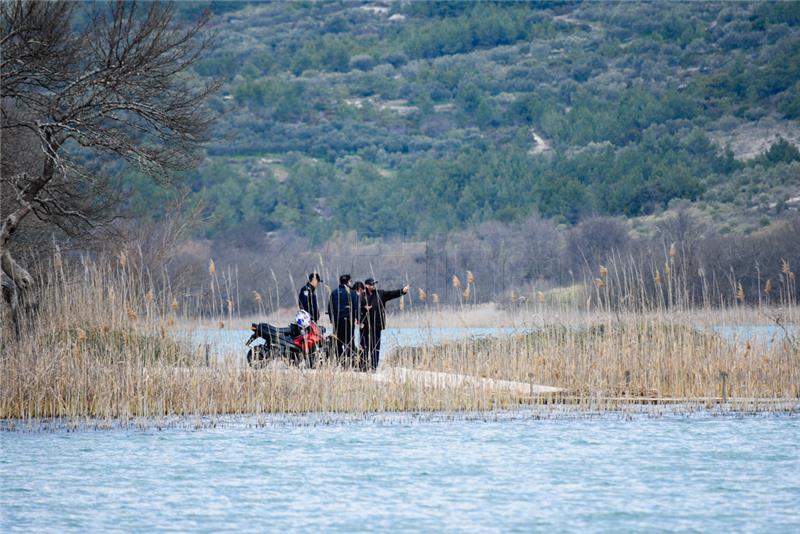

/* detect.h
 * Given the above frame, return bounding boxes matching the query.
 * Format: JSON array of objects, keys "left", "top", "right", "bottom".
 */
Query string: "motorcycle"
[{"left": 245, "top": 312, "right": 328, "bottom": 367}]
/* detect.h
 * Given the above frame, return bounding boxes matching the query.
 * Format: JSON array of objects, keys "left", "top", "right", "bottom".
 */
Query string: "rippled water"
[{"left": 2, "top": 414, "right": 799, "bottom": 532}]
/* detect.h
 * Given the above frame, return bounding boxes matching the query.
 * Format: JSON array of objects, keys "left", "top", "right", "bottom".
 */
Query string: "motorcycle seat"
[{"left": 255, "top": 323, "right": 301, "bottom": 339}]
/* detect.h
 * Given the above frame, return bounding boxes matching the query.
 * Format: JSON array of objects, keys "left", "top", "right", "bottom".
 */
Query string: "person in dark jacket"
[
  {"left": 360, "top": 278, "right": 409, "bottom": 371},
  {"left": 327, "top": 274, "right": 359, "bottom": 365},
  {"left": 298, "top": 272, "right": 322, "bottom": 322},
  {"left": 352, "top": 281, "right": 366, "bottom": 368}
]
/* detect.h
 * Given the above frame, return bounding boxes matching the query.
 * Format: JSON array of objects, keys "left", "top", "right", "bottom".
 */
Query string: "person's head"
[
  {"left": 339, "top": 274, "right": 352, "bottom": 287},
  {"left": 364, "top": 277, "right": 377, "bottom": 292},
  {"left": 352, "top": 281, "right": 365, "bottom": 294},
  {"left": 308, "top": 272, "right": 322, "bottom": 288}
]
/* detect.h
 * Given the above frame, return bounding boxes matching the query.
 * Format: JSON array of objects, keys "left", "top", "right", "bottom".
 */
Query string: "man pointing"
[{"left": 359, "top": 278, "right": 409, "bottom": 371}]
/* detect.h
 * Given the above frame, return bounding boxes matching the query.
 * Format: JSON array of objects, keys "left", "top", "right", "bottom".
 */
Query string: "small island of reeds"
[{"left": 1, "top": 255, "right": 798, "bottom": 424}]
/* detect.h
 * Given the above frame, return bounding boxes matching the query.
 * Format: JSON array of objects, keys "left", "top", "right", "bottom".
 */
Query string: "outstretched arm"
[{"left": 380, "top": 285, "right": 410, "bottom": 303}]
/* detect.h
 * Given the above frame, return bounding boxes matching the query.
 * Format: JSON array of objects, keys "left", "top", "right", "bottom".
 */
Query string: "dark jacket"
[
  {"left": 298, "top": 282, "right": 319, "bottom": 322},
  {"left": 360, "top": 288, "right": 404, "bottom": 332},
  {"left": 327, "top": 285, "right": 359, "bottom": 325}
]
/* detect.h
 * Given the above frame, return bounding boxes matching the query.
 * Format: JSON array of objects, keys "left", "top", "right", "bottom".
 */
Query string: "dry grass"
[
  {"left": 1, "top": 257, "right": 798, "bottom": 422},
  {"left": 388, "top": 317, "right": 799, "bottom": 401}
]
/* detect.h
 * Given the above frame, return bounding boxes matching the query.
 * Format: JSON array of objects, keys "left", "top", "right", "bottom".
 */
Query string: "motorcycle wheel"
[{"left": 246, "top": 344, "right": 270, "bottom": 367}]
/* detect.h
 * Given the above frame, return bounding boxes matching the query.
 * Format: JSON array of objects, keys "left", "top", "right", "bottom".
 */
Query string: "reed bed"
[
  {"left": 1, "top": 257, "right": 798, "bottom": 422},
  {"left": 388, "top": 317, "right": 799, "bottom": 401},
  {"left": 1, "top": 357, "right": 519, "bottom": 420}
]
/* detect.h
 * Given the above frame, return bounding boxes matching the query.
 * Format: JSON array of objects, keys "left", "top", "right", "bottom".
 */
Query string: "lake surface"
[
  {"left": 193, "top": 324, "right": 797, "bottom": 364},
  {"left": 192, "top": 326, "right": 526, "bottom": 362},
  {"left": 2, "top": 413, "right": 799, "bottom": 532}
]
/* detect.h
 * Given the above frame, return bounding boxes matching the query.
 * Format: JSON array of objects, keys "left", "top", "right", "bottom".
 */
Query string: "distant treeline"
[
  {"left": 163, "top": 212, "right": 799, "bottom": 315},
  {"left": 121, "top": 134, "right": 798, "bottom": 245}
]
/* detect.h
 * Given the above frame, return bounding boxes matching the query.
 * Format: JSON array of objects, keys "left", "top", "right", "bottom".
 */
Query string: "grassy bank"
[
  {"left": 389, "top": 318, "right": 799, "bottom": 401},
  {"left": 1, "top": 259, "right": 798, "bottom": 421}
]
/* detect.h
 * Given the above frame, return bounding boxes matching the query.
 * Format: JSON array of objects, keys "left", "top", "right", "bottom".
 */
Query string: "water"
[
  {"left": 709, "top": 325, "right": 797, "bottom": 348},
  {"left": 192, "top": 324, "right": 796, "bottom": 363},
  {"left": 2, "top": 414, "right": 799, "bottom": 532},
  {"left": 192, "top": 326, "right": 527, "bottom": 362}
]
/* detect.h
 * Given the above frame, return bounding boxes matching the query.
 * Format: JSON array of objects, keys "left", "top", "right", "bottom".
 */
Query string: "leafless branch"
[{"left": 1, "top": 0, "right": 218, "bottom": 332}]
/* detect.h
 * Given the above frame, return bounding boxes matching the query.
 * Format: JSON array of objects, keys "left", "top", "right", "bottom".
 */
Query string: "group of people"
[{"left": 298, "top": 272, "right": 409, "bottom": 371}]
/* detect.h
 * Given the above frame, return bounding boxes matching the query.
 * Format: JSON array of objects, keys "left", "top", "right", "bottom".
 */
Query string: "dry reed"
[
  {"left": 1, "top": 255, "right": 798, "bottom": 423},
  {"left": 389, "top": 317, "right": 798, "bottom": 401}
]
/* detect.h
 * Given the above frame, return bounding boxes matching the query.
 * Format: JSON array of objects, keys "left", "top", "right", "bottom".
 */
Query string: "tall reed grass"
[
  {"left": 389, "top": 318, "right": 798, "bottom": 401},
  {"left": 1, "top": 254, "right": 797, "bottom": 422}
]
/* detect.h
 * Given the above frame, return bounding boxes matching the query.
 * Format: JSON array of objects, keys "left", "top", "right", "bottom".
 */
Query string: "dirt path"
[
  {"left": 529, "top": 129, "right": 552, "bottom": 155},
  {"left": 374, "top": 367, "right": 562, "bottom": 395}
]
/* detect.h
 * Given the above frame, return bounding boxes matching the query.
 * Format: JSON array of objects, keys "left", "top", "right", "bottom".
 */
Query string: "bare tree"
[
  {"left": 1, "top": 0, "right": 218, "bottom": 331},
  {"left": 566, "top": 216, "right": 631, "bottom": 273}
]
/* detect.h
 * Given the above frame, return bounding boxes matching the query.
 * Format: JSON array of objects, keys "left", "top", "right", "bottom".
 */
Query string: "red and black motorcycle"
[{"left": 246, "top": 312, "right": 327, "bottom": 367}]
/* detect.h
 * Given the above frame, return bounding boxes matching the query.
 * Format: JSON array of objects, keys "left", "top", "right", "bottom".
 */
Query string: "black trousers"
[
  {"left": 334, "top": 319, "right": 355, "bottom": 366},
  {"left": 360, "top": 327, "right": 383, "bottom": 370}
]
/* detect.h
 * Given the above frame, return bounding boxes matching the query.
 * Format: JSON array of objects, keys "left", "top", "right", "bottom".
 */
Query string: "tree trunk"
[
  {"left": 1, "top": 270, "right": 21, "bottom": 338},
  {"left": 0, "top": 136, "right": 59, "bottom": 335},
  {"left": 0, "top": 250, "right": 35, "bottom": 338}
]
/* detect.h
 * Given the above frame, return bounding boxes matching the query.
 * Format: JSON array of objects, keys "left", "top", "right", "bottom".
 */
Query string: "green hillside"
[{"left": 132, "top": 0, "right": 800, "bottom": 241}]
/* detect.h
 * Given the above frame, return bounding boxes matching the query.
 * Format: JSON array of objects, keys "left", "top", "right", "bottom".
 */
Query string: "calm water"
[
  {"left": 193, "top": 324, "right": 797, "bottom": 363},
  {"left": 193, "top": 326, "right": 525, "bottom": 362},
  {"left": 2, "top": 414, "right": 799, "bottom": 532}
]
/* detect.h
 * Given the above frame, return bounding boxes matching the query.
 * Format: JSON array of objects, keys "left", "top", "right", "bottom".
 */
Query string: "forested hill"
[{"left": 131, "top": 1, "right": 800, "bottom": 241}]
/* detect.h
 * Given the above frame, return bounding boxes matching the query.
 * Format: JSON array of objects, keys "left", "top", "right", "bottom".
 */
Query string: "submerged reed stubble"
[{"left": 1, "top": 258, "right": 798, "bottom": 421}]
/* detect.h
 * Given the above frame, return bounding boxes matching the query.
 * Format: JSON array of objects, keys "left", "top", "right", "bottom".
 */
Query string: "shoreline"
[
  {"left": 189, "top": 303, "right": 800, "bottom": 331},
  {"left": 4, "top": 403, "right": 799, "bottom": 433}
]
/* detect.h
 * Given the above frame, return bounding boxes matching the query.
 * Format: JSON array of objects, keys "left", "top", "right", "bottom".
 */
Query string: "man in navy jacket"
[
  {"left": 327, "top": 274, "right": 359, "bottom": 365},
  {"left": 298, "top": 272, "right": 321, "bottom": 322}
]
